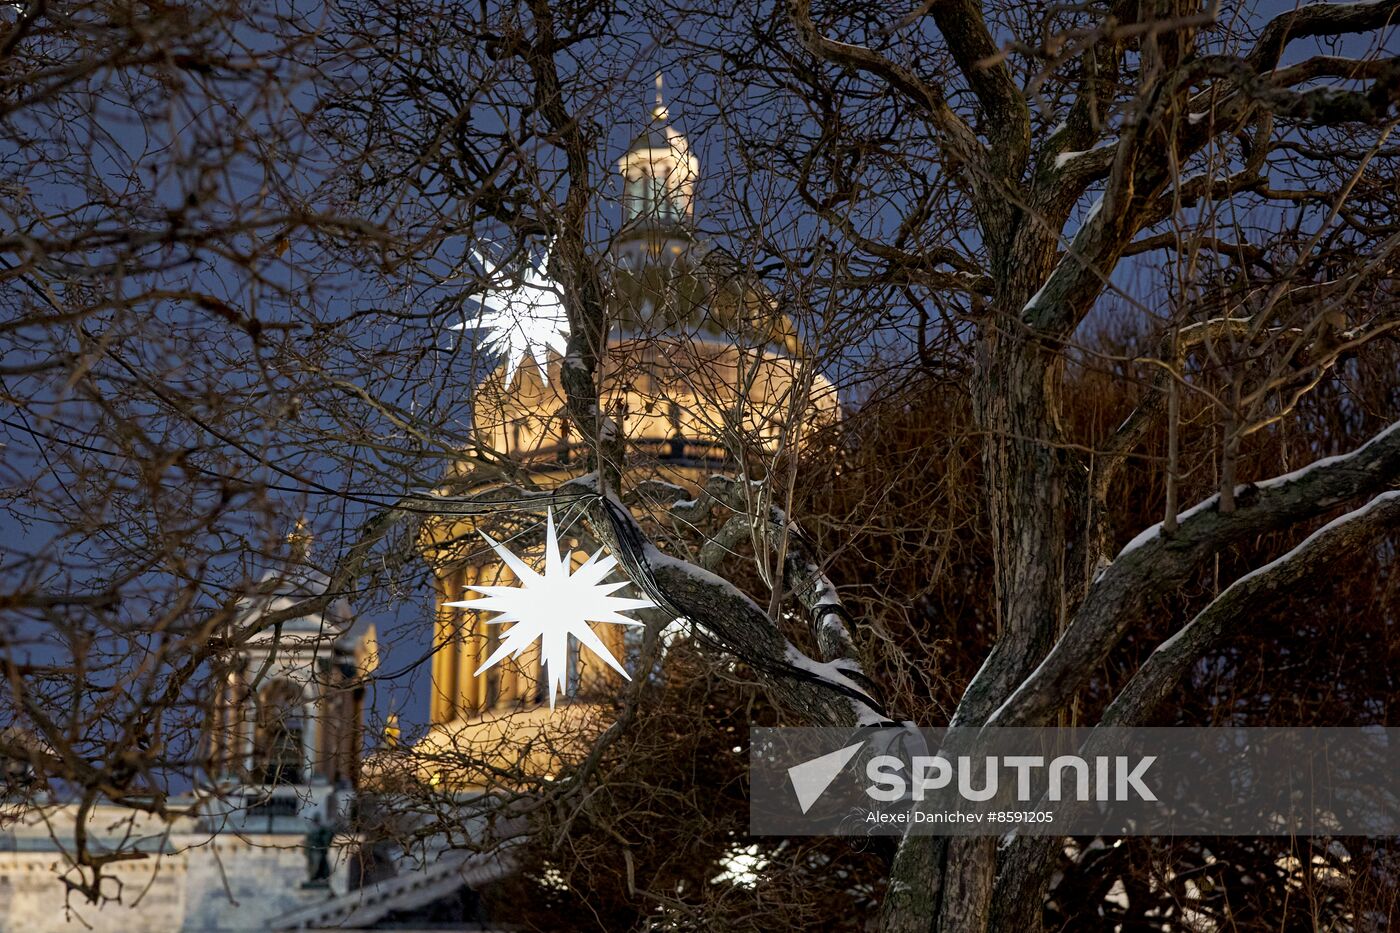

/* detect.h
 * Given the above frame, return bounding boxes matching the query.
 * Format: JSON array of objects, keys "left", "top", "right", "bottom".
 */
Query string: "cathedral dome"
[
  {"left": 468, "top": 79, "right": 836, "bottom": 469},
  {"left": 419, "top": 78, "right": 837, "bottom": 741},
  {"left": 468, "top": 290, "right": 837, "bottom": 469}
]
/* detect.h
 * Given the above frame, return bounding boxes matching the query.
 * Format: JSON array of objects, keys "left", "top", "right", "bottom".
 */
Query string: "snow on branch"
[
  {"left": 694, "top": 475, "right": 880, "bottom": 699},
  {"left": 1101, "top": 490, "right": 1400, "bottom": 726},
  {"left": 988, "top": 418, "right": 1400, "bottom": 727},
  {"left": 592, "top": 492, "right": 889, "bottom": 727}
]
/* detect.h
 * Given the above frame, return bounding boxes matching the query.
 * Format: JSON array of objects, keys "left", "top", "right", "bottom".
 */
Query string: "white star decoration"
[
  {"left": 451, "top": 245, "right": 570, "bottom": 383},
  {"left": 445, "top": 510, "right": 654, "bottom": 709}
]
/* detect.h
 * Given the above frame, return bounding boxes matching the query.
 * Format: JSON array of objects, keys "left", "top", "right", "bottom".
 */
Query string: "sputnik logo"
[{"left": 788, "top": 741, "right": 866, "bottom": 814}]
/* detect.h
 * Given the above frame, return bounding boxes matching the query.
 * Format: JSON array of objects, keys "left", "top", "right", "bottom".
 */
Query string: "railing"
[{"left": 512, "top": 436, "right": 732, "bottom": 470}]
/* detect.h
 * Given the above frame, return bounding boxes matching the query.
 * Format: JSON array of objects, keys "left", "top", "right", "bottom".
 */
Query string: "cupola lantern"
[{"left": 617, "top": 74, "right": 699, "bottom": 227}]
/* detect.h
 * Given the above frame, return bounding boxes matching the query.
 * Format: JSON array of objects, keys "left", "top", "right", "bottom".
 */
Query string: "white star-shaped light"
[
  {"left": 445, "top": 510, "right": 654, "bottom": 709},
  {"left": 451, "top": 245, "right": 570, "bottom": 383}
]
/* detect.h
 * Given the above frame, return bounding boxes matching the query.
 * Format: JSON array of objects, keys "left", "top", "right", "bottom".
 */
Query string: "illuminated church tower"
[
  {"left": 416, "top": 79, "right": 836, "bottom": 780},
  {"left": 206, "top": 523, "right": 378, "bottom": 823}
]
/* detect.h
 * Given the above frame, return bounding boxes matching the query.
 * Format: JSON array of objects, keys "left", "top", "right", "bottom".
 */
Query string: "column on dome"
[
  {"left": 577, "top": 618, "right": 628, "bottom": 696},
  {"left": 513, "top": 624, "right": 544, "bottom": 706},
  {"left": 430, "top": 570, "right": 461, "bottom": 725},
  {"left": 233, "top": 660, "right": 254, "bottom": 777},
  {"left": 455, "top": 563, "right": 484, "bottom": 714},
  {"left": 209, "top": 665, "right": 230, "bottom": 779},
  {"left": 314, "top": 663, "right": 330, "bottom": 777},
  {"left": 493, "top": 562, "right": 523, "bottom": 707},
  {"left": 301, "top": 681, "right": 319, "bottom": 782}
]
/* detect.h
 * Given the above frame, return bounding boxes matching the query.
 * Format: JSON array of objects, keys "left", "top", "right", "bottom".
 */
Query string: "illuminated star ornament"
[
  {"left": 451, "top": 244, "right": 570, "bottom": 383},
  {"left": 445, "top": 510, "right": 654, "bottom": 709}
]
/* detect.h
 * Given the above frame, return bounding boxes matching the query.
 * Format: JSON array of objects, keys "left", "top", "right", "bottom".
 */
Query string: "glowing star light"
[
  {"left": 451, "top": 245, "right": 569, "bottom": 383},
  {"left": 445, "top": 510, "right": 654, "bottom": 709}
]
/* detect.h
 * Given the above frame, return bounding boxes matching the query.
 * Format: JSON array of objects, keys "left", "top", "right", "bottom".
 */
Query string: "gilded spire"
[
  {"left": 652, "top": 71, "right": 668, "bottom": 121},
  {"left": 383, "top": 713, "right": 400, "bottom": 749}
]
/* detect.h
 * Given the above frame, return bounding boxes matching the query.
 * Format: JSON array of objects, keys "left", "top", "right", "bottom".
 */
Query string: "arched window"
[
  {"left": 626, "top": 170, "right": 686, "bottom": 224},
  {"left": 253, "top": 679, "right": 306, "bottom": 785},
  {"left": 624, "top": 177, "right": 646, "bottom": 222}
]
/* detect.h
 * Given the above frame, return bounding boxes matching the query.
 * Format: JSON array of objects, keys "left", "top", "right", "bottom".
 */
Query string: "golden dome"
[{"left": 469, "top": 243, "right": 836, "bottom": 469}]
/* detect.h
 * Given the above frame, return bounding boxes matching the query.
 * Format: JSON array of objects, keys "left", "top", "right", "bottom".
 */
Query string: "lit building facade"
[
  {"left": 416, "top": 83, "right": 837, "bottom": 780},
  {"left": 0, "top": 82, "right": 837, "bottom": 932}
]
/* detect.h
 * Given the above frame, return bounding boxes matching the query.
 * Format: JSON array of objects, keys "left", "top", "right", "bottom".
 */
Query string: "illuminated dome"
[
  {"left": 469, "top": 77, "right": 836, "bottom": 471},
  {"left": 414, "top": 79, "right": 838, "bottom": 762},
  {"left": 469, "top": 255, "right": 837, "bottom": 469}
]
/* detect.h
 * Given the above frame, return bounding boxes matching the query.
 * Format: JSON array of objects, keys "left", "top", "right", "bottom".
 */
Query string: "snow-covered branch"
[
  {"left": 989, "top": 418, "right": 1400, "bottom": 727},
  {"left": 1102, "top": 489, "right": 1400, "bottom": 726},
  {"left": 592, "top": 491, "right": 889, "bottom": 726}
]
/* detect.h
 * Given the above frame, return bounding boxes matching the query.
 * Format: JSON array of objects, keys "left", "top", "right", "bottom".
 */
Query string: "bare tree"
[{"left": 3, "top": 0, "right": 1400, "bottom": 930}]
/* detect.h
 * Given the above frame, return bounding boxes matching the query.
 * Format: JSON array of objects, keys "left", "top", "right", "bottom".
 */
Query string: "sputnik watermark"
[
  {"left": 753, "top": 727, "right": 1400, "bottom": 836},
  {"left": 788, "top": 742, "right": 1154, "bottom": 817},
  {"left": 864, "top": 753, "right": 1156, "bottom": 803},
  {"left": 788, "top": 742, "right": 865, "bottom": 814}
]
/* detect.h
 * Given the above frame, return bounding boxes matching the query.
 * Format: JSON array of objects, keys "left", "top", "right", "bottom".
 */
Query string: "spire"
[
  {"left": 653, "top": 71, "right": 667, "bottom": 121},
  {"left": 383, "top": 713, "right": 400, "bottom": 749},
  {"left": 618, "top": 71, "right": 699, "bottom": 228}
]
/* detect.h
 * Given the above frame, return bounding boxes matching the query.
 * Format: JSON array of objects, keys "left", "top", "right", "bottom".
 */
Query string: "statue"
[{"left": 304, "top": 813, "right": 334, "bottom": 886}]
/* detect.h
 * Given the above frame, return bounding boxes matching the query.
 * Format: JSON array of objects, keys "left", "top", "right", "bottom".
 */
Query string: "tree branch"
[
  {"left": 1248, "top": 0, "right": 1400, "bottom": 73},
  {"left": 589, "top": 488, "right": 889, "bottom": 726},
  {"left": 924, "top": 0, "right": 1031, "bottom": 176},
  {"left": 990, "top": 418, "right": 1400, "bottom": 727},
  {"left": 1102, "top": 489, "right": 1400, "bottom": 726},
  {"left": 786, "top": 0, "right": 984, "bottom": 166}
]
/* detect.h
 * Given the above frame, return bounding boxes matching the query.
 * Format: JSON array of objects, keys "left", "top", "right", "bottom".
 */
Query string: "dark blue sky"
[{"left": 1, "top": 0, "right": 1394, "bottom": 767}]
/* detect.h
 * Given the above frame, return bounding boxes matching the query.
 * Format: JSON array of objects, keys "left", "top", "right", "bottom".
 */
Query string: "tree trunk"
[{"left": 883, "top": 239, "right": 1076, "bottom": 929}]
